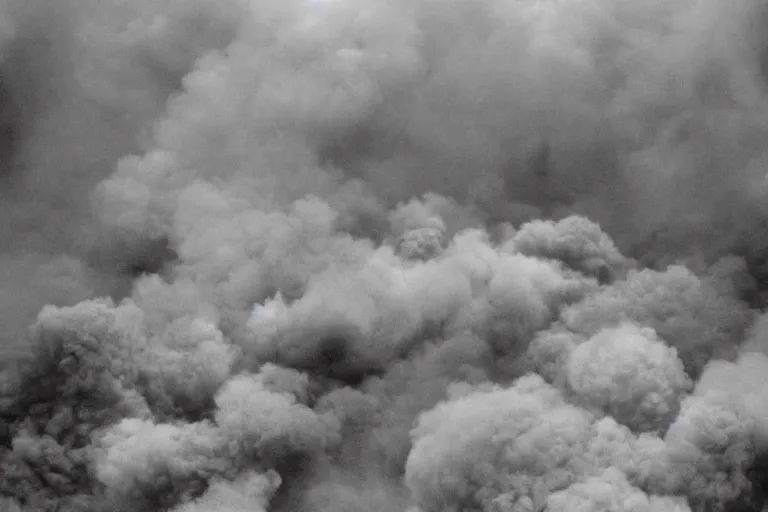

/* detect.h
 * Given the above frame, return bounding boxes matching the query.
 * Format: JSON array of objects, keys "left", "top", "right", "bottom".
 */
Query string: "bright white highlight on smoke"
[
  {"left": 306, "top": 0, "right": 330, "bottom": 11},
  {"left": 250, "top": 294, "right": 286, "bottom": 324}
]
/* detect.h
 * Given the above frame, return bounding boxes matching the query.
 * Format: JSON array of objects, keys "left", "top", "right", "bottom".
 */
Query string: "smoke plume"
[{"left": 3, "top": 0, "right": 768, "bottom": 510}]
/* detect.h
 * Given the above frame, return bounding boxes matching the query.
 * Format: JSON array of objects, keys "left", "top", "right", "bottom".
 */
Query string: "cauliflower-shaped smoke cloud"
[{"left": 567, "top": 323, "right": 692, "bottom": 433}]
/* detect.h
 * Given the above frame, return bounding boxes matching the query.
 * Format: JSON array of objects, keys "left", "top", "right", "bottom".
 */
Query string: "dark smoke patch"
[
  {"left": 0, "top": 310, "right": 144, "bottom": 510},
  {"left": 0, "top": 73, "right": 21, "bottom": 175},
  {"left": 86, "top": 236, "right": 178, "bottom": 293},
  {"left": 312, "top": 336, "right": 389, "bottom": 387}
]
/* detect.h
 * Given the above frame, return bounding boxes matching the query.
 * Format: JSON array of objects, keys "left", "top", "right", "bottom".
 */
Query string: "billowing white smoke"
[{"left": 2, "top": 0, "right": 768, "bottom": 511}]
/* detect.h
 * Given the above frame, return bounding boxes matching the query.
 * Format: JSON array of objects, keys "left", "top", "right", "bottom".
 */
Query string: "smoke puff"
[
  {"left": 525, "top": 327, "right": 582, "bottom": 385},
  {"left": 361, "top": 333, "right": 491, "bottom": 474},
  {"left": 404, "top": 373, "right": 737, "bottom": 512},
  {"left": 405, "top": 375, "right": 595, "bottom": 511},
  {"left": 561, "top": 265, "right": 753, "bottom": 376},
  {"left": 315, "top": 386, "right": 381, "bottom": 433},
  {"left": 567, "top": 323, "right": 692, "bottom": 433},
  {"left": 651, "top": 354, "right": 768, "bottom": 506},
  {"left": 395, "top": 227, "right": 445, "bottom": 261},
  {"left": 254, "top": 363, "right": 312, "bottom": 404},
  {"left": 659, "top": 393, "right": 755, "bottom": 506},
  {"left": 483, "top": 253, "right": 593, "bottom": 356},
  {"left": 246, "top": 228, "right": 502, "bottom": 379},
  {"left": 582, "top": 417, "right": 669, "bottom": 490},
  {"left": 705, "top": 255, "right": 759, "bottom": 301},
  {"left": 171, "top": 470, "right": 281, "bottom": 512},
  {"left": 681, "top": 351, "right": 768, "bottom": 450},
  {"left": 213, "top": 373, "right": 340, "bottom": 461},
  {"left": 172, "top": 192, "right": 384, "bottom": 347},
  {"left": 547, "top": 468, "right": 691, "bottom": 512},
  {"left": 94, "top": 418, "right": 228, "bottom": 509},
  {"left": 1, "top": 432, "right": 96, "bottom": 511},
  {"left": 120, "top": 276, "right": 237, "bottom": 416},
  {"left": 27, "top": 294, "right": 236, "bottom": 419},
  {"left": 0, "top": 299, "right": 152, "bottom": 509},
  {"left": 405, "top": 373, "right": 735, "bottom": 511},
  {"left": 246, "top": 248, "right": 420, "bottom": 378},
  {"left": 511, "top": 216, "right": 630, "bottom": 282},
  {"left": 390, "top": 193, "right": 484, "bottom": 242}
]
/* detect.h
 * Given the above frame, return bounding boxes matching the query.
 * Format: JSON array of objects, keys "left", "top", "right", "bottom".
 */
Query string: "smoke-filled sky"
[{"left": 3, "top": 0, "right": 768, "bottom": 510}]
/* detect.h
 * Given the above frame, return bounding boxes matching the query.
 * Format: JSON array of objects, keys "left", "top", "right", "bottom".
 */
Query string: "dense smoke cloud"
[{"left": 3, "top": 0, "right": 768, "bottom": 510}]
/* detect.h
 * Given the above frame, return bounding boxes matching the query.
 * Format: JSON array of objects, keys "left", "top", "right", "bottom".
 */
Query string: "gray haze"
[{"left": 2, "top": 0, "right": 768, "bottom": 511}]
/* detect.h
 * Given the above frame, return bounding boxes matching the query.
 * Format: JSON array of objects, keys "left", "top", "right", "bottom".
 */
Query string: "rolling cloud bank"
[{"left": 3, "top": 0, "right": 768, "bottom": 510}]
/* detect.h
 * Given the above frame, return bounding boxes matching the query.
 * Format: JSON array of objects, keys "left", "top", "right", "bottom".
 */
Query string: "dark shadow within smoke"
[
  {"left": 732, "top": 453, "right": 768, "bottom": 512},
  {"left": 0, "top": 73, "right": 21, "bottom": 176},
  {"left": 312, "top": 337, "right": 384, "bottom": 387},
  {"left": 86, "top": 236, "right": 179, "bottom": 298}
]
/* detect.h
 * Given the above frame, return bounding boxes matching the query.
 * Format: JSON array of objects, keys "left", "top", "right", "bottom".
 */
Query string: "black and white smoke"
[{"left": 3, "top": 0, "right": 768, "bottom": 510}]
